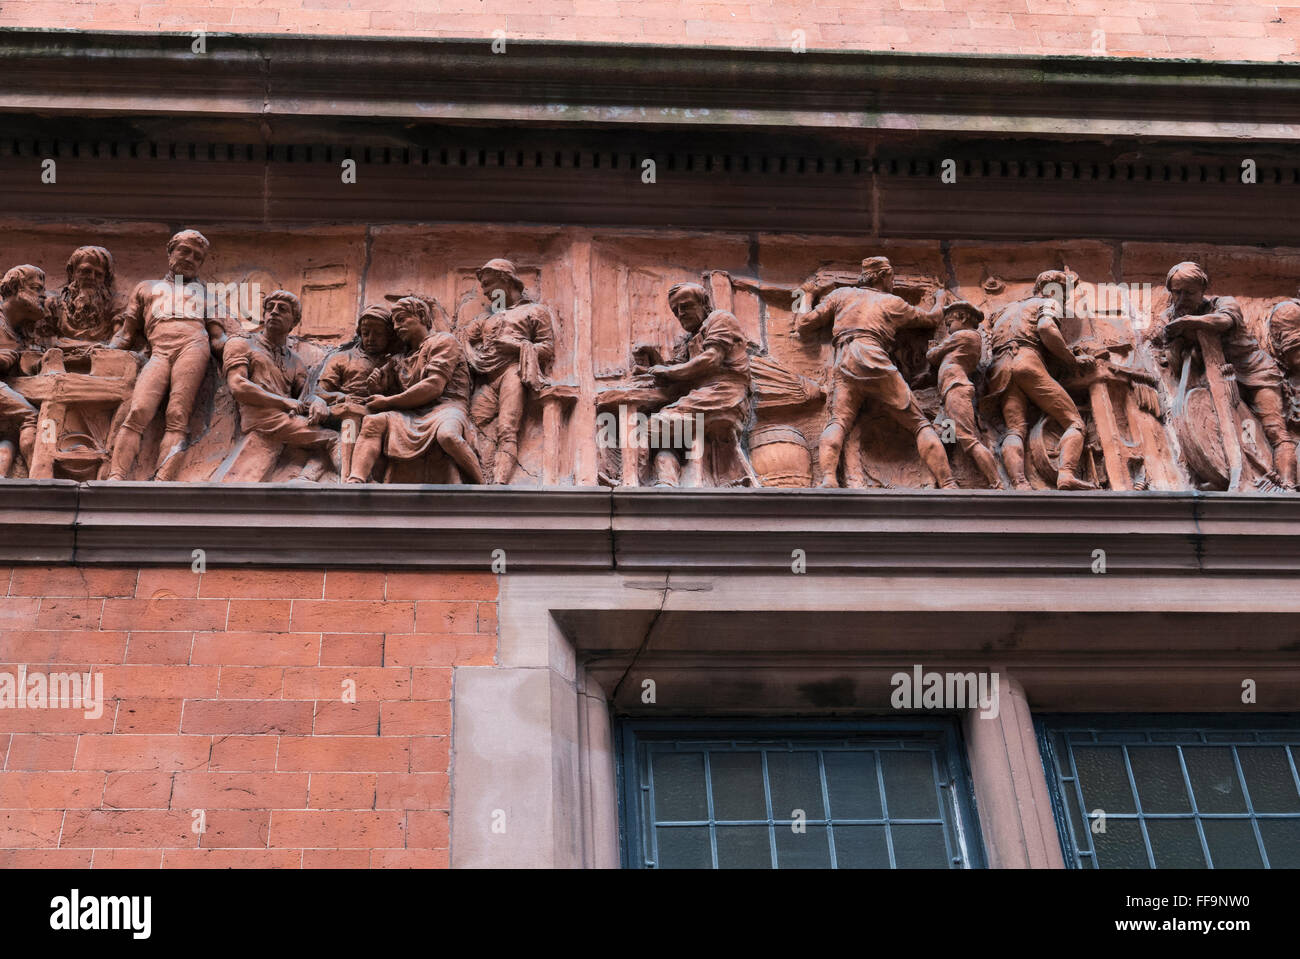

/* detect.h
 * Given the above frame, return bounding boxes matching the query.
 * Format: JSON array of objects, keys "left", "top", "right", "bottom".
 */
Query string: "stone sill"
[{"left": 2, "top": 480, "right": 1298, "bottom": 574}]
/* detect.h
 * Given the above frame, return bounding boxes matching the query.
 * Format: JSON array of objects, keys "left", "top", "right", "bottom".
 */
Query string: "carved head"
[
  {"left": 65, "top": 245, "right": 114, "bottom": 294},
  {"left": 476, "top": 258, "right": 525, "bottom": 304},
  {"left": 1165, "top": 261, "right": 1210, "bottom": 314},
  {"left": 944, "top": 300, "right": 983, "bottom": 332},
  {"left": 667, "top": 282, "right": 710, "bottom": 333},
  {"left": 166, "top": 229, "right": 210, "bottom": 280},
  {"left": 858, "top": 256, "right": 894, "bottom": 292},
  {"left": 261, "top": 289, "right": 301, "bottom": 340},
  {"left": 356, "top": 304, "right": 396, "bottom": 356},
  {"left": 0, "top": 264, "right": 46, "bottom": 324},
  {"left": 391, "top": 295, "right": 433, "bottom": 346}
]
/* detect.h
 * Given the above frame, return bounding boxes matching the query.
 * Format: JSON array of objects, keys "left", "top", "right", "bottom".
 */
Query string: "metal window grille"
[
  {"left": 618, "top": 720, "right": 983, "bottom": 869},
  {"left": 1038, "top": 715, "right": 1300, "bottom": 869}
]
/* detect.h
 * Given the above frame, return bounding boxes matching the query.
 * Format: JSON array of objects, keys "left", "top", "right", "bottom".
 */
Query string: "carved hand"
[{"left": 365, "top": 396, "right": 390, "bottom": 413}]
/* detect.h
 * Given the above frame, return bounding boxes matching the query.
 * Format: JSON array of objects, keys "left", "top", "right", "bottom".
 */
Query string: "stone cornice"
[
  {"left": 1, "top": 29, "right": 1299, "bottom": 142},
  {"left": 4, "top": 480, "right": 1300, "bottom": 575}
]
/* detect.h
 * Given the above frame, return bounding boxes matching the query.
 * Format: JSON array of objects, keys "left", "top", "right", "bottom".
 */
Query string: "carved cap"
[
  {"left": 943, "top": 300, "right": 983, "bottom": 325},
  {"left": 476, "top": 258, "right": 524, "bottom": 290},
  {"left": 860, "top": 256, "right": 892, "bottom": 274}
]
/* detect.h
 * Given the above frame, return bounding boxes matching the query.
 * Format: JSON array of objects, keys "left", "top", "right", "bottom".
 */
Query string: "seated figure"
[{"left": 347, "top": 295, "right": 484, "bottom": 484}]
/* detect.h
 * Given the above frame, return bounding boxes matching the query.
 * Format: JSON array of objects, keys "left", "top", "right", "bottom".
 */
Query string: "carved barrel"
[{"left": 749, "top": 424, "right": 813, "bottom": 487}]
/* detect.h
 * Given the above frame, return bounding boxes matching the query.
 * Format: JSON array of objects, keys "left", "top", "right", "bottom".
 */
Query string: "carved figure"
[
  {"left": 107, "top": 230, "right": 228, "bottom": 480},
  {"left": 1162, "top": 261, "right": 1295, "bottom": 491},
  {"left": 50, "top": 245, "right": 121, "bottom": 346},
  {"left": 222, "top": 290, "right": 339, "bottom": 483},
  {"left": 347, "top": 295, "right": 483, "bottom": 485},
  {"left": 981, "top": 270, "right": 1096, "bottom": 490},
  {"left": 463, "top": 259, "right": 554, "bottom": 484},
  {"left": 794, "top": 256, "right": 956, "bottom": 489},
  {"left": 642, "top": 281, "right": 758, "bottom": 487},
  {"left": 0, "top": 265, "right": 43, "bottom": 474},
  {"left": 923, "top": 300, "right": 1004, "bottom": 489}
]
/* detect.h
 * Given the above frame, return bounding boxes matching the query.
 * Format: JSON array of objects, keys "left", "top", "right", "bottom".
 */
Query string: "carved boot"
[
  {"left": 1276, "top": 440, "right": 1298, "bottom": 490},
  {"left": 1055, "top": 428, "right": 1096, "bottom": 491},
  {"left": 493, "top": 449, "right": 516, "bottom": 485}
]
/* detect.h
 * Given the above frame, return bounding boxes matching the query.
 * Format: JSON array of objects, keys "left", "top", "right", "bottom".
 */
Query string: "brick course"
[
  {"left": 0, "top": 0, "right": 1296, "bottom": 61},
  {"left": 0, "top": 566, "right": 497, "bottom": 868}
]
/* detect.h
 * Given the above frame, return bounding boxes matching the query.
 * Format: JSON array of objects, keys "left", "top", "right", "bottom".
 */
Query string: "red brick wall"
[
  {"left": 0, "top": 1, "right": 1295, "bottom": 61},
  {"left": 0, "top": 566, "right": 497, "bottom": 868}
]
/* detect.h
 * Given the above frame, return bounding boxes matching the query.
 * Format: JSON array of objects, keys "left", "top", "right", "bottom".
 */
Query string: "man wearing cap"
[
  {"left": 348, "top": 295, "right": 483, "bottom": 484},
  {"left": 644, "top": 281, "right": 757, "bottom": 487},
  {"left": 981, "top": 270, "right": 1096, "bottom": 491},
  {"left": 50, "top": 245, "right": 121, "bottom": 346},
  {"left": 924, "top": 299, "right": 1004, "bottom": 488},
  {"left": 107, "top": 229, "right": 229, "bottom": 480},
  {"left": 1166, "top": 261, "right": 1295, "bottom": 490},
  {"left": 462, "top": 258, "right": 555, "bottom": 484},
  {"left": 794, "top": 255, "right": 957, "bottom": 489},
  {"left": 0, "top": 265, "right": 44, "bottom": 475},
  {"left": 222, "top": 290, "right": 340, "bottom": 482}
]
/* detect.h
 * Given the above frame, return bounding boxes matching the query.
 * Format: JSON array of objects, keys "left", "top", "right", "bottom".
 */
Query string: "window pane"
[
  {"left": 824, "top": 751, "right": 881, "bottom": 821},
  {"left": 716, "top": 825, "right": 771, "bottom": 869},
  {"left": 891, "top": 823, "right": 950, "bottom": 868},
  {"left": 1146, "top": 819, "right": 1206, "bottom": 868},
  {"left": 833, "top": 825, "right": 891, "bottom": 868},
  {"left": 1184, "top": 747, "right": 1246, "bottom": 814},
  {"left": 709, "top": 751, "right": 766, "bottom": 822},
  {"left": 1073, "top": 746, "right": 1137, "bottom": 814},
  {"left": 1237, "top": 747, "right": 1300, "bottom": 813},
  {"left": 766, "top": 751, "right": 822, "bottom": 823},
  {"left": 1202, "top": 819, "right": 1263, "bottom": 869},
  {"left": 775, "top": 824, "right": 832, "bottom": 868},
  {"left": 881, "top": 751, "right": 940, "bottom": 820},
  {"left": 1258, "top": 819, "right": 1300, "bottom": 868},
  {"left": 1092, "top": 819, "right": 1150, "bottom": 869},
  {"left": 651, "top": 751, "right": 708, "bottom": 821},
  {"left": 654, "top": 826, "right": 711, "bottom": 869},
  {"left": 1129, "top": 747, "right": 1191, "bottom": 813}
]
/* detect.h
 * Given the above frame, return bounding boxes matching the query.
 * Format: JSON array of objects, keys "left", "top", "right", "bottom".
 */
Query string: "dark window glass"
[
  {"left": 1039, "top": 716, "right": 1300, "bottom": 869},
  {"left": 621, "top": 721, "right": 981, "bottom": 869}
]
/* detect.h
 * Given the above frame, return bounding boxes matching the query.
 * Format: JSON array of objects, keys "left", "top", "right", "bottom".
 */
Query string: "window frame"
[
  {"left": 616, "top": 717, "right": 985, "bottom": 870},
  {"left": 1036, "top": 712, "right": 1300, "bottom": 869}
]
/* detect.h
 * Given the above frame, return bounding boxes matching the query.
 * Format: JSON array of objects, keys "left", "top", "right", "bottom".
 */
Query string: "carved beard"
[{"left": 59, "top": 280, "right": 113, "bottom": 340}]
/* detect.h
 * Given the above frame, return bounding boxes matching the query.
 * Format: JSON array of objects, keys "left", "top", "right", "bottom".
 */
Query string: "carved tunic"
[
  {"left": 368, "top": 331, "right": 474, "bottom": 461},
  {"left": 463, "top": 302, "right": 555, "bottom": 381},
  {"left": 656, "top": 309, "right": 751, "bottom": 430},
  {"left": 222, "top": 333, "right": 316, "bottom": 439},
  {"left": 1171, "top": 295, "right": 1282, "bottom": 390},
  {"left": 317, "top": 346, "right": 385, "bottom": 399},
  {"left": 936, "top": 328, "right": 982, "bottom": 400}
]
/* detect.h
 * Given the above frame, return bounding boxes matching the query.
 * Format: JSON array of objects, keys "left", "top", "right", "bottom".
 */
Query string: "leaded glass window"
[
  {"left": 618, "top": 720, "right": 983, "bottom": 869},
  {"left": 1038, "top": 716, "right": 1300, "bottom": 869}
]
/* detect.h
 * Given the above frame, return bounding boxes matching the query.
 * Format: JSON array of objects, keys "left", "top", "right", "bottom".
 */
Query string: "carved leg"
[
  {"left": 436, "top": 422, "right": 485, "bottom": 485},
  {"left": 28, "top": 402, "right": 64, "bottom": 480},
  {"left": 816, "top": 422, "right": 846, "bottom": 488},
  {"left": 1054, "top": 426, "right": 1097, "bottom": 490},
  {"left": 347, "top": 415, "right": 387, "bottom": 483},
  {"left": 0, "top": 439, "right": 14, "bottom": 478},
  {"left": 916, "top": 425, "right": 958, "bottom": 489},
  {"left": 1001, "top": 435, "right": 1031, "bottom": 490}
]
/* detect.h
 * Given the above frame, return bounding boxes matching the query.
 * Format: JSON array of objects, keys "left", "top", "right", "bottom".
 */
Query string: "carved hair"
[
  {"left": 1033, "top": 270, "right": 1073, "bottom": 296},
  {"left": 263, "top": 289, "right": 302, "bottom": 324},
  {"left": 357, "top": 303, "right": 395, "bottom": 339},
  {"left": 1165, "top": 261, "right": 1209, "bottom": 292},
  {"left": 0, "top": 264, "right": 45, "bottom": 299},
  {"left": 64, "top": 245, "right": 115, "bottom": 292},
  {"left": 667, "top": 282, "right": 709, "bottom": 307},
  {"left": 166, "top": 229, "right": 211, "bottom": 257},
  {"left": 391, "top": 295, "right": 433, "bottom": 329}
]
